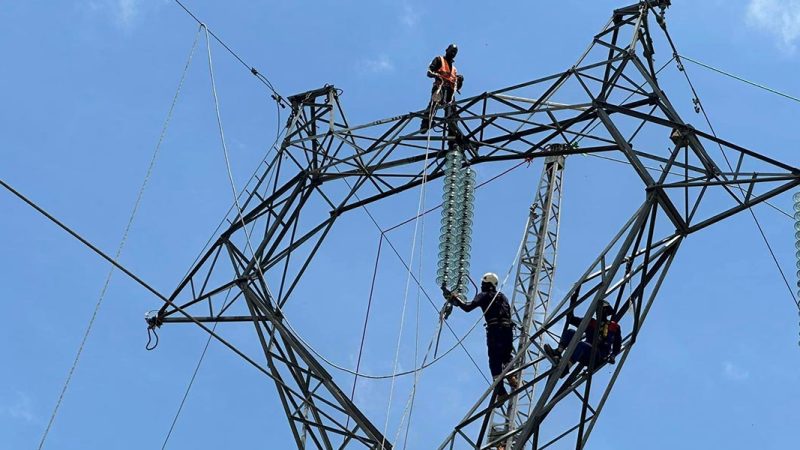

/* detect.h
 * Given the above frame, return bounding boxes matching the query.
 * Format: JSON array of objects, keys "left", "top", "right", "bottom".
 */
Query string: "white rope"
[
  {"left": 35, "top": 26, "right": 202, "bottom": 450},
  {"left": 177, "top": 99, "right": 285, "bottom": 282},
  {"left": 205, "top": 27, "right": 257, "bottom": 256},
  {"left": 281, "top": 183, "right": 526, "bottom": 381},
  {"left": 201, "top": 43, "right": 518, "bottom": 448},
  {"left": 390, "top": 222, "right": 527, "bottom": 444},
  {"left": 380, "top": 95, "right": 438, "bottom": 448},
  {"left": 399, "top": 208, "right": 426, "bottom": 449}
]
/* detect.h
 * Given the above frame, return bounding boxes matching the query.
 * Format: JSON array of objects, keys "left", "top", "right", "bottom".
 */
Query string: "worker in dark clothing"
[
  {"left": 543, "top": 300, "right": 622, "bottom": 378},
  {"left": 420, "top": 43, "right": 464, "bottom": 132},
  {"left": 448, "top": 272, "right": 518, "bottom": 398}
]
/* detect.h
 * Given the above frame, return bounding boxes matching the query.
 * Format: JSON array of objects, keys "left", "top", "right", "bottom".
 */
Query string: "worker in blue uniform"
[
  {"left": 448, "top": 272, "right": 519, "bottom": 398},
  {"left": 544, "top": 300, "right": 622, "bottom": 378}
]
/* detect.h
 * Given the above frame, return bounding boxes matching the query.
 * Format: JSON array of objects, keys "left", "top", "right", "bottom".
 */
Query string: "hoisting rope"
[
  {"left": 380, "top": 96, "right": 438, "bottom": 448},
  {"left": 656, "top": 17, "right": 800, "bottom": 317},
  {"left": 32, "top": 26, "right": 202, "bottom": 450},
  {"left": 278, "top": 113, "right": 522, "bottom": 383},
  {"left": 344, "top": 99, "right": 491, "bottom": 433}
]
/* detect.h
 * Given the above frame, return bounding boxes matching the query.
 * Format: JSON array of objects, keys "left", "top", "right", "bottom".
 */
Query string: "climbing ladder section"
[{"left": 495, "top": 155, "right": 566, "bottom": 448}]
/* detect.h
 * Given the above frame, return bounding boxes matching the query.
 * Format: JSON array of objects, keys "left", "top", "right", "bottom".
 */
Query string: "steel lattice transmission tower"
[{"left": 146, "top": 1, "right": 800, "bottom": 448}]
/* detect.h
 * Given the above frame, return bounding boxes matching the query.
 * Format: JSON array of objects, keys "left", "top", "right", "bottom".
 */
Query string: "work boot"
[
  {"left": 543, "top": 344, "right": 561, "bottom": 363},
  {"left": 494, "top": 386, "right": 509, "bottom": 404},
  {"left": 506, "top": 374, "right": 520, "bottom": 390},
  {"left": 420, "top": 118, "right": 430, "bottom": 132},
  {"left": 558, "top": 362, "right": 573, "bottom": 379}
]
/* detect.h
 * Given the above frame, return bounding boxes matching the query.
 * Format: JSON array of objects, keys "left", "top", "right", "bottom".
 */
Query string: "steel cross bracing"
[
  {"left": 490, "top": 155, "right": 565, "bottom": 449},
  {"left": 147, "top": 1, "right": 800, "bottom": 448}
]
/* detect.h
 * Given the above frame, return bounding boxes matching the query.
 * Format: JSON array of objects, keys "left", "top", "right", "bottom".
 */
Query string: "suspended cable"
[
  {"left": 344, "top": 236, "right": 384, "bottom": 433},
  {"left": 678, "top": 54, "right": 800, "bottom": 105},
  {"left": 33, "top": 28, "right": 201, "bottom": 449},
  {"left": 0, "top": 179, "right": 308, "bottom": 397},
  {"left": 659, "top": 21, "right": 799, "bottom": 311},
  {"left": 173, "top": 0, "right": 284, "bottom": 105},
  {"left": 329, "top": 170, "right": 491, "bottom": 380},
  {"left": 161, "top": 325, "right": 215, "bottom": 448},
  {"left": 159, "top": 287, "right": 239, "bottom": 449},
  {"left": 569, "top": 55, "right": 794, "bottom": 221},
  {"left": 285, "top": 222, "right": 526, "bottom": 380}
]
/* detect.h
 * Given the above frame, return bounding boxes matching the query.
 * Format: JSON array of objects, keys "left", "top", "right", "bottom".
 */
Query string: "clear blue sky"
[{"left": 2, "top": 1, "right": 799, "bottom": 449}]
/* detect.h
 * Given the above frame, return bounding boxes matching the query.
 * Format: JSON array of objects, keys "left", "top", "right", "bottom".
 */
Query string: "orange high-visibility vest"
[{"left": 436, "top": 56, "right": 458, "bottom": 86}]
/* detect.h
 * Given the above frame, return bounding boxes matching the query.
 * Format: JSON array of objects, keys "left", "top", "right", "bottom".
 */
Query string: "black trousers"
[
  {"left": 486, "top": 324, "right": 513, "bottom": 396},
  {"left": 420, "top": 84, "right": 456, "bottom": 132}
]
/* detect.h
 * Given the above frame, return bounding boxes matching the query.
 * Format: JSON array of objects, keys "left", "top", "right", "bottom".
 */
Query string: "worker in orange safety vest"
[{"left": 420, "top": 43, "right": 464, "bottom": 132}]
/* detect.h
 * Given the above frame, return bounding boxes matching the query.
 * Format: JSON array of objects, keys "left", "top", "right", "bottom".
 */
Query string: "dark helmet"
[
  {"left": 597, "top": 300, "right": 614, "bottom": 317},
  {"left": 445, "top": 43, "right": 458, "bottom": 59}
]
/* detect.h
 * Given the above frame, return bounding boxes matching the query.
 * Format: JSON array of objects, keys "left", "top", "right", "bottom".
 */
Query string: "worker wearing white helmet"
[{"left": 447, "top": 272, "right": 518, "bottom": 399}]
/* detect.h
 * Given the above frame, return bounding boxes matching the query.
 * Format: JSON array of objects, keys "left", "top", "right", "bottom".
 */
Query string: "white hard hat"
[{"left": 481, "top": 272, "right": 499, "bottom": 288}]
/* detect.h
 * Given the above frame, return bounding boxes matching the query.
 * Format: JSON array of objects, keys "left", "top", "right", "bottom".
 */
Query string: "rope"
[
  {"left": 173, "top": 0, "right": 284, "bottom": 104},
  {"left": 34, "top": 27, "right": 201, "bottom": 449},
  {"left": 160, "top": 325, "right": 216, "bottom": 448},
  {"left": 204, "top": 27, "right": 268, "bottom": 276},
  {"left": 155, "top": 31, "right": 286, "bottom": 448},
  {"left": 160, "top": 287, "right": 237, "bottom": 449},
  {"left": 659, "top": 22, "right": 800, "bottom": 310},
  {"left": 344, "top": 236, "right": 384, "bottom": 432},
  {"left": 281, "top": 103, "right": 534, "bottom": 381},
  {"left": 380, "top": 98, "right": 437, "bottom": 448},
  {"left": 400, "top": 256, "right": 424, "bottom": 450},
  {"left": 391, "top": 222, "right": 528, "bottom": 445},
  {"left": 396, "top": 113, "right": 436, "bottom": 449},
  {"left": 177, "top": 95, "right": 284, "bottom": 289}
]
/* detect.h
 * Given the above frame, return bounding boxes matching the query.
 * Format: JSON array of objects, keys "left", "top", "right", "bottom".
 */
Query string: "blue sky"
[{"left": 2, "top": 0, "right": 800, "bottom": 449}]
